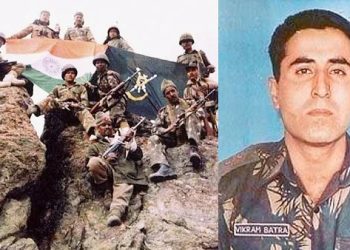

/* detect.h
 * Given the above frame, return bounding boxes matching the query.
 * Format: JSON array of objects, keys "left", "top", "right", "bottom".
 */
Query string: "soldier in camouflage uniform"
[
  {"left": 148, "top": 79, "right": 202, "bottom": 183},
  {"left": 64, "top": 12, "right": 95, "bottom": 42},
  {"left": 8, "top": 10, "right": 60, "bottom": 39},
  {"left": 103, "top": 26, "right": 133, "bottom": 52},
  {"left": 86, "top": 112, "right": 147, "bottom": 227},
  {"left": 91, "top": 53, "right": 129, "bottom": 129},
  {"left": 219, "top": 9, "right": 350, "bottom": 250},
  {"left": 28, "top": 64, "right": 95, "bottom": 135},
  {"left": 177, "top": 33, "right": 215, "bottom": 78},
  {"left": 183, "top": 61, "right": 218, "bottom": 136}
]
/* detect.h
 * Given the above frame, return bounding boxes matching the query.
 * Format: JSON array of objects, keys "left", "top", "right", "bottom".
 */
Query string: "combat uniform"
[
  {"left": 149, "top": 98, "right": 201, "bottom": 168},
  {"left": 177, "top": 50, "right": 212, "bottom": 77},
  {"left": 64, "top": 26, "right": 95, "bottom": 42},
  {"left": 8, "top": 20, "right": 59, "bottom": 39},
  {"left": 107, "top": 38, "right": 133, "bottom": 52},
  {"left": 97, "top": 70, "right": 128, "bottom": 128},
  {"left": 35, "top": 83, "right": 95, "bottom": 133},
  {"left": 219, "top": 137, "right": 350, "bottom": 249},
  {"left": 86, "top": 132, "right": 148, "bottom": 225}
]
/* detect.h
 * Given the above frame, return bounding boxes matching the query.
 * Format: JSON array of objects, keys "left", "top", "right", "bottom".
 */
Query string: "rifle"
[
  {"left": 174, "top": 89, "right": 216, "bottom": 128},
  {"left": 90, "top": 68, "right": 141, "bottom": 114},
  {"left": 56, "top": 99, "right": 85, "bottom": 111},
  {"left": 102, "top": 117, "right": 146, "bottom": 158}
]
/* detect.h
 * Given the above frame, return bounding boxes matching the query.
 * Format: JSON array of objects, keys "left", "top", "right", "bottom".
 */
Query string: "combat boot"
[
  {"left": 189, "top": 145, "right": 202, "bottom": 169},
  {"left": 107, "top": 209, "right": 122, "bottom": 227},
  {"left": 149, "top": 164, "right": 177, "bottom": 183},
  {"left": 27, "top": 105, "right": 40, "bottom": 117}
]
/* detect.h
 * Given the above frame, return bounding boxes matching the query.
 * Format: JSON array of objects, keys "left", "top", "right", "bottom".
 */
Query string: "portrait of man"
[{"left": 219, "top": 6, "right": 350, "bottom": 250}]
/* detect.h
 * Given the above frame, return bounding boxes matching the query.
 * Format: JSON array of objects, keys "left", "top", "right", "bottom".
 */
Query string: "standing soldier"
[
  {"left": 148, "top": 79, "right": 202, "bottom": 183},
  {"left": 91, "top": 53, "right": 129, "bottom": 130},
  {"left": 64, "top": 12, "right": 95, "bottom": 42},
  {"left": 86, "top": 112, "right": 148, "bottom": 227},
  {"left": 8, "top": 10, "right": 60, "bottom": 39},
  {"left": 177, "top": 33, "right": 215, "bottom": 78},
  {"left": 103, "top": 26, "right": 133, "bottom": 52},
  {"left": 27, "top": 64, "right": 95, "bottom": 135},
  {"left": 184, "top": 61, "right": 218, "bottom": 136}
]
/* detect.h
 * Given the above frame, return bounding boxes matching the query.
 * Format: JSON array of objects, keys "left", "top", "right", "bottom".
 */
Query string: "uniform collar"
[{"left": 259, "top": 134, "right": 350, "bottom": 189}]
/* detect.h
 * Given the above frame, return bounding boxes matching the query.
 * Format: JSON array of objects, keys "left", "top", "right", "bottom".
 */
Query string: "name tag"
[{"left": 234, "top": 223, "right": 290, "bottom": 237}]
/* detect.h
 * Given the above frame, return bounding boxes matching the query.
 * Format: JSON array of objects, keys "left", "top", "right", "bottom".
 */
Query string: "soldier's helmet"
[
  {"left": 107, "top": 26, "right": 120, "bottom": 36},
  {"left": 0, "top": 32, "right": 6, "bottom": 45},
  {"left": 161, "top": 79, "right": 177, "bottom": 94},
  {"left": 61, "top": 64, "right": 78, "bottom": 79},
  {"left": 179, "top": 33, "right": 194, "bottom": 45},
  {"left": 92, "top": 53, "right": 110, "bottom": 66}
]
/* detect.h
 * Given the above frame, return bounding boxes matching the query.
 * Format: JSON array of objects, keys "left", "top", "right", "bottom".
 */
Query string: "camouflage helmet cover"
[
  {"left": 93, "top": 53, "right": 110, "bottom": 66},
  {"left": 179, "top": 33, "right": 194, "bottom": 45},
  {"left": 61, "top": 64, "right": 78, "bottom": 80}
]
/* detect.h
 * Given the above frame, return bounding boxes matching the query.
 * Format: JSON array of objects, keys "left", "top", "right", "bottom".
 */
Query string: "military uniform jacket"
[
  {"left": 87, "top": 136, "right": 148, "bottom": 186},
  {"left": 107, "top": 38, "right": 133, "bottom": 52},
  {"left": 9, "top": 22, "right": 59, "bottom": 39},
  {"left": 219, "top": 136, "right": 350, "bottom": 250},
  {"left": 50, "top": 83, "right": 89, "bottom": 107},
  {"left": 64, "top": 26, "right": 95, "bottom": 42},
  {"left": 177, "top": 49, "right": 212, "bottom": 68},
  {"left": 97, "top": 70, "right": 124, "bottom": 107},
  {"left": 153, "top": 98, "right": 190, "bottom": 143},
  {"left": 184, "top": 79, "right": 210, "bottom": 102}
]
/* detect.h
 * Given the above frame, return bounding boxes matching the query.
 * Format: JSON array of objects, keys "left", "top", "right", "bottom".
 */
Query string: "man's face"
[
  {"left": 187, "top": 66, "right": 199, "bottom": 81},
  {"left": 164, "top": 86, "right": 179, "bottom": 104},
  {"left": 95, "top": 60, "right": 108, "bottom": 72},
  {"left": 64, "top": 70, "right": 77, "bottom": 82},
  {"left": 181, "top": 40, "right": 193, "bottom": 51},
  {"left": 40, "top": 12, "right": 50, "bottom": 23},
  {"left": 96, "top": 120, "right": 113, "bottom": 137},
  {"left": 109, "top": 29, "right": 118, "bottom": 39},
  {"left": 74, "top": 15, "right": 83, "bottom": 26},
  {"left": 269, "top": 28, "right": 350, "bottom": 145}
]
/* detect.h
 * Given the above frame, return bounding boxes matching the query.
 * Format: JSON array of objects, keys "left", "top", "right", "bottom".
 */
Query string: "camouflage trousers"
[
  {"left": 87, "top": 156, "right": 134, "bottom": 216},
  {"left": 37, "top": 97, "right": 95, "bottom": 133},
  {"left": 148, "top": 113, "right": 201, "bottom": 167}
]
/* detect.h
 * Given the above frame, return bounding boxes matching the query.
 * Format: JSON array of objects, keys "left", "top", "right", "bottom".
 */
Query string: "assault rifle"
[
  {"left": 90, "top": 68, "right": 141, "bottom": 114},
  {"left": 174, "top": 89, "right": 216, "bottom": 128},
  {"left": 56, "top": 99, "right": 85, "bottom": 111},
  {"left": 102, "top": 117, "right": 146, "bottom": 158}
]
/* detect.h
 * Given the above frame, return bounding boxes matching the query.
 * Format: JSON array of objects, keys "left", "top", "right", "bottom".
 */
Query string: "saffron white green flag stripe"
[{"left": 5, "top": 38, "right": 107, "bottom": 93}]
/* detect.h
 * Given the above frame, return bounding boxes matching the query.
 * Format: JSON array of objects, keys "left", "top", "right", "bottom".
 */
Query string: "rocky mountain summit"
[{"left": 0, "top": 87, "right": 218, "bottom": 250}]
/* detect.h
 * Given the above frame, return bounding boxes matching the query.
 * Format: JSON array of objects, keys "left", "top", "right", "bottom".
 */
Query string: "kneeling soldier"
[{"left": 86, "top": 112, "right": 148, "bottom": 226}]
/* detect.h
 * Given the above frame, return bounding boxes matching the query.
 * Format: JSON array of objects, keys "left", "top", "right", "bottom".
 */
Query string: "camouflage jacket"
[
  {"left": 97, "top": 70, "right": 121, "bottom": 97},
  {"left": 107, "top": 38, "right": 133, "bottom": 52},
  {"left": 153, "top": 98, "right": 191, "bottom": 143},
  {"left": 86, "top": 135, "right": 148, "bottom": 186},
  {"left": 49, "top": 82, "right": 89, "bottom": 107},
  {"left": 64, "top": 26, "right": 95, "bottom": 42},
  {"left": 177, "top": 49, "right": 212, "bottom": 68},
  {"left": 219, "top": 137, "right": 350, "bottom": 250},
  {"left": 9, "top": 22, "right": 59, "bottom": 39}
]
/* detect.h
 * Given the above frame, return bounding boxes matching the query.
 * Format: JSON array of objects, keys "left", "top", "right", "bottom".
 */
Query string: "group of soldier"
[{"left": 0, "top": 10, "right": 218, "bottom": 227}]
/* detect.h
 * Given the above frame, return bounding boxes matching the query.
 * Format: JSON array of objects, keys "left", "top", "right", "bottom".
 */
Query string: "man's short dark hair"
[{"left": 269, "top": 9, "right": 350, "bottom": 80}]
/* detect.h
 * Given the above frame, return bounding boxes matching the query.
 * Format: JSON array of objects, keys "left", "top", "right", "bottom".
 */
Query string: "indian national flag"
[{"left": 6, "top": 38, "right": 107, "bottom": 93}]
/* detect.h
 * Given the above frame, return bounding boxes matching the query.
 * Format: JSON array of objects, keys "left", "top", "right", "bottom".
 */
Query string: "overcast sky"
[{"left": 0, "top": 0, "right": 218, "bottom": 134}]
